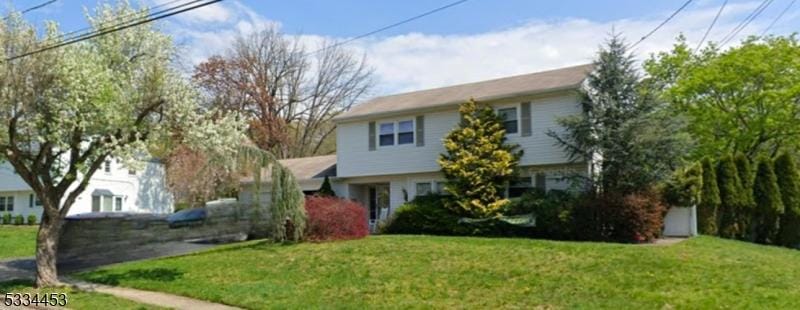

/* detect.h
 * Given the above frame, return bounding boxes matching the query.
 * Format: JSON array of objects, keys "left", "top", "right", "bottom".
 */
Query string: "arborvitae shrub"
[
  {"left": 752, "top": 157, "right": 784, "bottom": 244},
  {"left": 698, "top": 158, "right": 720, "bottom": 235},
  {"left": 304, "top": 196, "right": 368, "bottom": 241},
  {"left": 717, "top": 155, "right": 745, "bottom": 238},
  {"left": 1, "top": 213, "right": 10, "bottom": 225},
  {"left": 775, "top": 153, "right": 800, "bottom": 248},
  {"left": 317, "top": 175, "right": 335, "bottom": 197},
  {"left": 734, "top": 154, "right": 755, "bottom": 240},
  {"left": 13, "top": 215, "right": 24, "bottom": 225},
  {"left": 26, "top": 215, "right": 37, "bottom": 225}
]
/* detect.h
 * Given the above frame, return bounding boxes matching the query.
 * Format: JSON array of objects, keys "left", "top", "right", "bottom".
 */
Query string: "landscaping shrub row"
[
  {"left": 382, "top": 189, "right": 667, "bottom": 243},
  {"left": 1, "top": 213, "right": 37, "bottom": 225}
]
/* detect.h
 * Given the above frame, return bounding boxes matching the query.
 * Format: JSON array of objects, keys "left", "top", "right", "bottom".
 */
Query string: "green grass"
[
  {"left": 0, "top": 225, "right": 37, "bottom": 259},
  {"left": 0, "top": 279, "right": 165, "bottom": 310},
  {"left": 76, "top": 235, "right": 800, "bottom": 309}
]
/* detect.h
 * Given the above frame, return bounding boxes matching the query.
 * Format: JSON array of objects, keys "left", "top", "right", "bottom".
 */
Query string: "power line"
[
  {"left": 6, "top": 0, "right": 224, "bottom": 62},
  {"left": 695, "top": 0, "right": 728, "bottom": 52},
  {"left": 718, "top": 0, "right": 773, "bottom": 47},
  {"left": 761, "top": 0, "right": 796, "bottom": 36},
  {"left": 3, "top": 0, "right": 57, "bottom": 20},
  {"left": 631, "top": 0, "right": 694, "bottom": 49},
  {"left": 309, "top": 0, "right": 470, "bottom": 55},
  {"left": 39, "top": 0, "right": 201, "bottom": 48}
]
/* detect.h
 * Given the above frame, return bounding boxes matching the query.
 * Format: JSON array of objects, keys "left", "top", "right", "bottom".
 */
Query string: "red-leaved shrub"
[
  {"left": 573, "top": 190, "right": 667, "bottom": 243},
  {"left": 304, "top": 196, "right": 369, "bottom": 241}
]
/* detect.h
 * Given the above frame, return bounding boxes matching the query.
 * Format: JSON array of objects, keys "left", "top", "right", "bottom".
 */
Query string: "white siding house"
[
  {"left": 0, "top": 159, "right": 174, "bottom": 220},
  {"left": 239, "top": 64, "right": 695, "bottom": 236}
]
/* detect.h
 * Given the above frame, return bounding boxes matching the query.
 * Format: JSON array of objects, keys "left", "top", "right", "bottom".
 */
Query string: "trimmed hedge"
[
  {"left": 304, "top": 196, "right": 368, "bottom": 241},
  {"left": 13, "top": 215, "right": 24, "bottom": 225},
  {"left": 27, "top": 215, "right": 37, "bottom": 225},
  {"left": 1, "top": 213, "right": 10, "bottom": 225}
]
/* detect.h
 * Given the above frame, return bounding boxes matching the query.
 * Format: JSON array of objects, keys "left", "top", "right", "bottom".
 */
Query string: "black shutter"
[
  {"left": 368, "top": 121, "right": 376, "bottom": 151},
  {"left": 535, "top": 173, "right": 547, "bottom": 191},
  {"left": 416, "top": 115, "right": 425, "bottom": 147},
  {"left": 521, "top": 101, "right": 532, "bottom": 137}
]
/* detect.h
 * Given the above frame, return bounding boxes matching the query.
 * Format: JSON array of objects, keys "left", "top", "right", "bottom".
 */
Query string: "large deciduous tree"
[
  {"left": 438, "top": 99, "right": 522, "bottom": 218},
  {"left": 548, "top": 34, "right": 690, "bottom": 194},
  {"left": 645, "top": 35, "right": 800, "bottom": 159},
  {"left": 193, "top": 27, "right": 374, "bottom": 159},
  {"left": 0, "top": 4, "right": 245, "bottom": 287}
]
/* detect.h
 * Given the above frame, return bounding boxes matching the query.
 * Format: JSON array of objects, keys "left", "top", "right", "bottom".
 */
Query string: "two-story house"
[
  {"left": 239, "top": 64, "right": 696, "bottom": 236},
  {"left": 0, "top": 158, "right": 174, "bottom": 220}
]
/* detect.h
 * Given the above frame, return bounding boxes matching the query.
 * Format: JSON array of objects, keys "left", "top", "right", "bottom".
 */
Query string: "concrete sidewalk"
[{"left": 65, "top": 278, "right": 241, "bottom": 310}]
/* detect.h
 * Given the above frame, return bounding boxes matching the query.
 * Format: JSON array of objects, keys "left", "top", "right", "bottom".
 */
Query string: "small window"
[
  {"left": 0, "top": 196, "right": 11, "bottom": 211},
  {"left": 434, "top": 181, "right": 446, "bottom": 194},
  {"left": 128, "top": 169, "right": 136, "bottom": 175},
  {"left": 508, "top": 177, "right": 532, "bottom": 198},
  {"left": 29, "top": 194, "right": 41, "bottom": 208},
  {"left": 115, "top": 197, "right": 123, "bottom": 211},
  {"left": 415, "top": 182, "right": 432, "bottom": 197},
  {"left": 498, "top": 107, "right": 518, "bottom": 134},
  {"left": 92, "top": 196, "right": 101, "bottom": 212},
  {"left": 398, "top": 120, "right": 414, "bottom": 145},
  {"left": 379, "top": 123, "right": 394, "bottom": 146},
  {"left": 104, "top": 160, "right": 112, "bottom": 173},
  {"left": 102, "top": 195, "right": 113, "bottom": 212}
]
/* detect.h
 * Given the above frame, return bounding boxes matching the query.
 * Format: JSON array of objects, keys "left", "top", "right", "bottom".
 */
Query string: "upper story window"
[
  {"left": 104, "top": 160, "right": 112, "bottom": 173},
  {"left": 379, "top": 123, "right": 394, "bottom": 146},
  {"left": 398, "top": 120, "right": 414, "bottom": 145},
  {"left": 498, "top": 107, "right": 518, "bottom": 134},
  {"left": 378, "top": 120, "right": 414, "bottom": 147}
]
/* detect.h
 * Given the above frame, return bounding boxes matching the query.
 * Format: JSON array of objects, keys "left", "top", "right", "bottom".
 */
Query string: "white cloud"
[{"left": 163, "top": 1, "right": 785, "bottom": 95}]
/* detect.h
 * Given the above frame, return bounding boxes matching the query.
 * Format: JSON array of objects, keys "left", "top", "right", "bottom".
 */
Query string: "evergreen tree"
[
  {"left": 698, "top": 158, "right": 720, "bottom": 235},
  {"left": 734, "top": 154, "right": 756, "bottom": 240},
  {"left": 438, "top": 99, "right": 522, "bottom": 217},
  {"left": 317, "top": 175, "right": 335, "bottom": 197},
  {"left": 717, "top": 155, "right": 745, "bottom": 238},
  {"left": 752, "top": 157, "right": 784, "bottom": 244},
  {"left": 775, "top": 153, "right": 800, "bottom": 247},
  {"left": 548, "top": 33, "right": 689, "bottom": 194}
]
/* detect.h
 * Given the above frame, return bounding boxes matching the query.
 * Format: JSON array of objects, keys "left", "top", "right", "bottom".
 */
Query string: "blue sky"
[{"left": 5, "top": 0, "right": 799, "bottom": 94}]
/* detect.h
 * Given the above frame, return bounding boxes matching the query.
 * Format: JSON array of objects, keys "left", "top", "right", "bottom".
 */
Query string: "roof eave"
[{"left": 333, "top": 83, "right": 583, "bottom": 123}]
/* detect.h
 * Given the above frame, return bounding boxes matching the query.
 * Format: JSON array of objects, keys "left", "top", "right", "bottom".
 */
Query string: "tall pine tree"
[
  {"left": 717, "top": 155, "right": 745, "bottom": 239},
  {"left": 775, "top": 153, "right": 800, "bottom": 248},
  {"left": 548, "top": 33, "right": 689, "bottom": 194},
  {"left": 752, "top": 157, "right": 784, "bottom": 244},
  {"left": 698, "top": 158, "right": 721, "bottom": 235},
  {"left": 438, "top": 99, "right": 522, "bottom": 217}
]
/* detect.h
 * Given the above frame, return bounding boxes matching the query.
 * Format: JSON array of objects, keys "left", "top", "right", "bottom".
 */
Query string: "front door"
[{"left": 368, "top": 184, "right": 390, "bottom": 231}]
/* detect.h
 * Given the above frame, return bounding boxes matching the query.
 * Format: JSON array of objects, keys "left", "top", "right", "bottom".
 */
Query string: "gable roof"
[
  {"left": 240, "top": 154, "right": 337, "bottom": 184},
  {"left": 334, "top": 63, "right": 593, "bottom": 122}
]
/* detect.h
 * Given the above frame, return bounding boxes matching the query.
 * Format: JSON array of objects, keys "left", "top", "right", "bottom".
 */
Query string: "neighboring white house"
[
  {"left": 239, "top": 64, "right": 696, "bottom": 236},
  {"left": 0, "top": 158, "right": 174, "bottom": 219}
]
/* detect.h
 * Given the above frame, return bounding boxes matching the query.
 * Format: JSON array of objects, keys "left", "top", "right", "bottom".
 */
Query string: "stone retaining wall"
[{"left": 57, "top": 202, "right": 270, "bottom": 270}]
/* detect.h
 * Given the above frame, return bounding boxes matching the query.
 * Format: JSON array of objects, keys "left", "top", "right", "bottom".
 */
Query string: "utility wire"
[
  {"left": 695, "top": 0, "right": 728, "bottom": 52},
  {"left": 3, "top": 0, "right": 57, "bottom": 20},
  {"left": 6, "top": 0, "right": 224, "bottom": 61},
  {"left": 39, "top": 0, "right": 201, "bottom": 48},
  {"left": 718, "top": 0, "right": 773, "bottom": 47},
  {"left": 761, "top": 0, "right": 796, "bottom": 36},
  {"left": 631, "top": 0, "right": 694, "bottom": 49},
  {"left": 309, "top": 0, "right": 470, "bottom": 55}
]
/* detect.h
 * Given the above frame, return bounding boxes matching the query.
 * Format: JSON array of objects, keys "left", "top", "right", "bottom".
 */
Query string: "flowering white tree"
[{"left": 0, "top": 3, "right": 245, "bottom": 287}]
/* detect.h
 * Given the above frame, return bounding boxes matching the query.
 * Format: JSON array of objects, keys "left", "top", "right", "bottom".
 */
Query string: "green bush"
[
  {"left": 13, "top": 215, "right": 24, "bottom": 225},
  {"left": 752, "top": 157, "right": 785, "bottom": 244},
  {"left": 735, "top": 154, "right": 756, "bottom": 239},
  {"left": 663, "top": 162, "right": 703, "bottom": 207},
  {"left": 698, "top": 158, "right": 720, "bottom": 235},
  {"left": 775, "top": 153, "right": 800, "bottom": 248},
  {"left": 504, "top": 189, "right": 576, "bottom": 240},
  {"left": 381, "top": 195, "right": 531, "bottom": 237},
  {"left": 1, "top": 213, "right": 10, "bottom": 225},
  {"left": 26, "top": 215, "right": 37, "bottom": 225},
  {"left": 717, "top": 155, "right": 745, "bottom": 238}
]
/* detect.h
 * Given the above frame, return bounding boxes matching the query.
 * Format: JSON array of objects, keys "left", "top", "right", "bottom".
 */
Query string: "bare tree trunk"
[{"left": 35, "top": 207, "right": 63, "bottom": 288}]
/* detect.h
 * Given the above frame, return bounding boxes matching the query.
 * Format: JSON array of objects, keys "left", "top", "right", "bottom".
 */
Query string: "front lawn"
[
  {"left": 77, "top": 235, "right": 800, "bottom": 309},
  {"left": 0, "top": 279, "right": 165, "bottom": 309},
  {"left": 0, "top": 226, "right": 37, "bottom": 259}
]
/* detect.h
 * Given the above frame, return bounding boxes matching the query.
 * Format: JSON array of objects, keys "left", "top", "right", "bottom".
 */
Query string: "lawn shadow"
[{"left": 81, "top": 268, "right": 183, "bottom": 286}]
